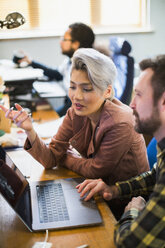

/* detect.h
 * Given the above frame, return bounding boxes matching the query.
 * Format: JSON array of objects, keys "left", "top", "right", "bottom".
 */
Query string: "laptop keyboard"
[{"left": 36, "top": 183, "right": 70, "bottom": 223}]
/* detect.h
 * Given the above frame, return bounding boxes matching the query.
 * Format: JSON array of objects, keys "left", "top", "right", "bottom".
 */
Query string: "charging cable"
[
  {"left": 42, "top": 230, "right": 48, "bottom": 248},
  {"left": 32, "top": 230, "right": 52, "bottom": 248}
]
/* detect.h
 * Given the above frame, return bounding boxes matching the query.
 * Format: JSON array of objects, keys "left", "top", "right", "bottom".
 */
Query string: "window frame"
[{"left": 0, "top": 0, "right": 152, "bottom": 40}]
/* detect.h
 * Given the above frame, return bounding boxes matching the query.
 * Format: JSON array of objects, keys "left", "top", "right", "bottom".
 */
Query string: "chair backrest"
[
  {"left": 147, "top": 137, "right": 157, "bottom": 169},
  {"left": 109, "top": 37, "right": 134, "bottom": 105}
]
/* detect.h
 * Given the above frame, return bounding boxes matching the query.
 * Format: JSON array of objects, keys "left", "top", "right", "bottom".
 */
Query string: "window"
[{"left": 0, "top": 0, "right": 150, "bottom": 37}]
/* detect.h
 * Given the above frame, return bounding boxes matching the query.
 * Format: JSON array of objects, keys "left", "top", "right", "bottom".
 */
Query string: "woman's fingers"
[
  {"left": 14, "top": 103, "right": 23, "bottom": 111},
  {"left": 15, "top": 114, "right": 31, "bottom": 127},
  {"left": 0, "top": 104, "right": 9, "bottom": 113},
  {"left": 13, "top": 108, "right": 25, "bottom": 121},
  {"left": 1, "top": 103, "right": 31, "bottom": 127},
  {"left": 5, "top": 107, "right": 14, "bottom": 118}
]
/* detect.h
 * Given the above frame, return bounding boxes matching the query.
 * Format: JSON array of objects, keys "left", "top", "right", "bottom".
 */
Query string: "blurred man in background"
[{"left": 19, "top": 22, "right": 95, "bottom": 116}]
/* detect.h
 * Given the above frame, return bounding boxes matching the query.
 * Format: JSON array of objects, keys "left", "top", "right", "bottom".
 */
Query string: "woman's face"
[{"left": 69, "top": 69, "right": 106, "bottom": 119}]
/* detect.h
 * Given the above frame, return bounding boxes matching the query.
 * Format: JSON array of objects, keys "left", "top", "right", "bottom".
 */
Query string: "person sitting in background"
[
  {"left": 18, "top": 22, "right": 95, "bottom": 117},
  {"left": 77, "top": 54, "right": 165, "bottom": 247},
  {"left": 0, "top": 48, "right": 149, "bottom": 219},
  {"left": 94, "top": 37, "right": 134, "bottom": 105}
]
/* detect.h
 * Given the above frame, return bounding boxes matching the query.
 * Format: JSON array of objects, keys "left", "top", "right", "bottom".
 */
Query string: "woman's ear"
[{"left": 104, "top": 85, "right": 113, "bottom": 99}]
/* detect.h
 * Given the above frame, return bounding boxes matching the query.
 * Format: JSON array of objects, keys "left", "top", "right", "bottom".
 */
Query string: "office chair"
[
  {"left": 109, "top": 36, "right": 134, "bottom": 105},
  {"left": 147, "top": 137, "right": 157, "bottom": 169}
]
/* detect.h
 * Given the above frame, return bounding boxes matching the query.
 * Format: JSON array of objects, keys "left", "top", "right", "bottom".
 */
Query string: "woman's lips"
[{"left": 75, "top": 103, "right": 84, "bottom": 110}]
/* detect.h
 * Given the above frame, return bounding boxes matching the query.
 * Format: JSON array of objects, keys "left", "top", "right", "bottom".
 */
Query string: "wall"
[{"left": 0, "top": 0, "right": 165, "bottom": 67}]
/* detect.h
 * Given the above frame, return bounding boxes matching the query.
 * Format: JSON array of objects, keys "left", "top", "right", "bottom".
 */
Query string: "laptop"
[{"left": 0, "top": 148, "right": 102, "bottom": 232}]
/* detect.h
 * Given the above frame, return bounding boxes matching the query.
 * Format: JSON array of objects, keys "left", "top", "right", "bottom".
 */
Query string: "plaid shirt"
[{"left": 114, "top": 138, "right": 165, "bottom": 248}]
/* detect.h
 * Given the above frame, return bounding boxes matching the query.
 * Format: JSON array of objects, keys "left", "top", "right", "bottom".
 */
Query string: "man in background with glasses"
[{"left": 19, "top": 22, "right": 95, "bottom": 116}]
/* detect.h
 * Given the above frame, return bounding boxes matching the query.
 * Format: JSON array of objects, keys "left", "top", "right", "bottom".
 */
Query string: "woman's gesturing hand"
[{"left": 0, "top": 103, "right": 33, "bottom": 131}]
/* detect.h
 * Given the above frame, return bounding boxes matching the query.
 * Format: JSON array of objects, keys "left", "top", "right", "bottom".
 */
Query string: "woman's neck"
[{"left": 88, "top": 101, "right": 105, "bottom": 129}]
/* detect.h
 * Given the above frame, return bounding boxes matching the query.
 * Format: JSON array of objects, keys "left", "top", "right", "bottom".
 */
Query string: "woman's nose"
[{"left": 74, "top": 88, "right": 83, "bottom": 99}]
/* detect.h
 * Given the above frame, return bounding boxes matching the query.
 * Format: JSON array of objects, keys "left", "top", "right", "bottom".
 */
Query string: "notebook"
[{"left": 0, "top": 148, "right": 102, "bottom": 232}]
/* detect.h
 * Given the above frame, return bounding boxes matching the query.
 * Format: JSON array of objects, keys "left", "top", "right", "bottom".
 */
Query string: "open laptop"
[{"left": 0, "top": 148, "right": 102, "bottom": 232}]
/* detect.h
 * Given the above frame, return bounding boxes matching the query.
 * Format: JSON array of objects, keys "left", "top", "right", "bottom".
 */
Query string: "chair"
[
  {"left": 147, "top": 137, "right": 157, "bottom": 169},
  {"left": 109, "top": 36, "right": 134, "bottom": 105}
]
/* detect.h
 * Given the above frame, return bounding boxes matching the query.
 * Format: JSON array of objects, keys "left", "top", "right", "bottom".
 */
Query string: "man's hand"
[
  {"left": 18, "top": 54, "right": 32, "bottom": 65},
  {"left": 124, "top": 196, "right": 146, "bottom": 212},
  {"left": 76, "top": 178, "right": 119, "bottom": 201}
]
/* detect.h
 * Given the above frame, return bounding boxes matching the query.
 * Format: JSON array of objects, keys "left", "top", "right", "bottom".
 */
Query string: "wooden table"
[
  {"left": 0, "top": 149, "right": 117, "bottom": 248},
  {"left": 32, "top": 109, "right": 59, "bottom": 123}
]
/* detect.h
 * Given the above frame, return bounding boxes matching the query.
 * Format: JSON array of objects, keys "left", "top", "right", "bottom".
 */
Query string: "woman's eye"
[{"left": 83, "top": 88, "right": 93, "bottom": 92}]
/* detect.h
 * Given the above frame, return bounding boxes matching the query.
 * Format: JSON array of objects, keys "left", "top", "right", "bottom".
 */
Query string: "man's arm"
[
  {"left": 31, "top": 61, "right": 63, "bottom": 81},
  {"left": 116, "top": 165, "right": 156, "bottom": 198},
  {"left": 18, "top": 54, "right": 64, "bottom": 81},
  {"left": 114, "top": 167, "right": 165, "bottom": 248},
  {"left": 77, "top": 165, "right": 156, "bottom": 201}
]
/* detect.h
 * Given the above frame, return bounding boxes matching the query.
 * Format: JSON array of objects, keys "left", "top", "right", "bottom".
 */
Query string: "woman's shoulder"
[
  {"left": 111, "top": 98, "right": 132, "bottom": 111},
  {"left": 101, "top": 99, "right": 134, "bottom": 125},
  {"left": 104, "top": 98, "right": 132, "bottom": 113}
]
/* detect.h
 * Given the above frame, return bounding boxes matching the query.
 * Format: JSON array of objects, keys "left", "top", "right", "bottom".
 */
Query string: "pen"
[
  {"left": 76, "top": 245, "right": 89, "bottom": 248},
  {"left": 9, "top": 107, "right": 14, "bottom": 112}
]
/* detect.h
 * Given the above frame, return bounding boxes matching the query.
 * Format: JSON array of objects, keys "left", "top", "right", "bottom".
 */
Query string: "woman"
[{"left": 0, "top": 48, "right": 149, "bottom": 217}]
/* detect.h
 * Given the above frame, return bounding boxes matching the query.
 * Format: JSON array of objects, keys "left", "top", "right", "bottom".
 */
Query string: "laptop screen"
[{"left": 0, "top": 147, "right": 32, "bottom": 229}]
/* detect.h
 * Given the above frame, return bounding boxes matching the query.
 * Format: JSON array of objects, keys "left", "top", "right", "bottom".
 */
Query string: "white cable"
[{"left": 42, "top": 230, "right": 48, "bottom": 248}]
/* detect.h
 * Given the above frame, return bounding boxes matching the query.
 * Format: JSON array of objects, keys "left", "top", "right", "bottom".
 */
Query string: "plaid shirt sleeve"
[
  {"left": 114, "top": 153, "right": 165, "bottom": 247},
  {"left": 115, "top": 164, "right": 156, "bottom": 198}
]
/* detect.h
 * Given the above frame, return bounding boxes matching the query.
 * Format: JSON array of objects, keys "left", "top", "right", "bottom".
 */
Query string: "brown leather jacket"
[{"left": 24, "top": 98, "right": 149, "bottom": 184}]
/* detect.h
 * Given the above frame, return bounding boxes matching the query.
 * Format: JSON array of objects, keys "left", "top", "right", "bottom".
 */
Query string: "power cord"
[
  {"left": 42, "top": 230, "right": 48, "bottom": 248},
  {"left": 32, "top": 230, "right": 52, "bottom": 248}
]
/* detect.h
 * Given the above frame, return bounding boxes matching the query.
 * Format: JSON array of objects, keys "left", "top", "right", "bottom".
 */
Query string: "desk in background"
[
  {"left": 0, "top": 59, "right": 43, "bottom": 90},
  {"left": 33, "top": 81, "right": 66, "bottom": 111},
  {"left": 0, "top": 149, "right": 117, "bottom": 248},
  {"left": 0, "top": 59, "right": 67, "bottom": 112},
  {"left": 0, "top": 59, "right": 44, "bottom": 111}
]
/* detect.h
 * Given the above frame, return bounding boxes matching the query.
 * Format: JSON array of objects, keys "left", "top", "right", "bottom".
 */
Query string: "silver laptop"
[{"left": 0, "top": 148, "right": 102, "bottom": 232}]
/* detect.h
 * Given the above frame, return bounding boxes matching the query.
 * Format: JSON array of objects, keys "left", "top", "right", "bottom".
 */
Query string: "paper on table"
[{"left": 2, "top": 68, "right": 44, "bottom": 82}]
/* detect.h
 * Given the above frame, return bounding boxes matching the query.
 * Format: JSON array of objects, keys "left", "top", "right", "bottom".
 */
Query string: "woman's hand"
[
  {"left": 0, "top": 103, "right": 37, "bottom": 145},
  {"left": 76, "top": 178, "right": 119, "bottom": 201},
  {"left": 0, "top": 103, "right": 33, "bottom": 131}
]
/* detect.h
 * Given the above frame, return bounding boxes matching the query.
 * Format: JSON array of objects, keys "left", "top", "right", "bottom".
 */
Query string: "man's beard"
[
  {"left": 133, "top": 107, "right": 161, "bottom": 135},
  {"left": 62, "top": 48, "right": 75, "bottom": 58}
]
